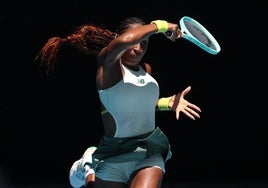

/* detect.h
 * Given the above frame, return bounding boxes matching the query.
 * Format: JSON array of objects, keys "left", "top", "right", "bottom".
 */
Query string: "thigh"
[
  {"left": 95, "top": 161, "right": 137, "bottom": 183},
  {"left": 85, "top": 174, "right": 95, "bottom": 188},
  {"left": 129, "top": 166, "right": 163, "bottom": 188}
]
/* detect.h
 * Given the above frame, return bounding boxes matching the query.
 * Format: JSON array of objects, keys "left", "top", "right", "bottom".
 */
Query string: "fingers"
[
  {"left": 176, "top": 102, "right": 201, "bottom": 120},
  {"left": 185, "top": 107, "right": 201, "bottom": 119},
  {"left": 187, "top": 103, "right": 202, "bottom": 113},
  {"left": 173, "top": 86, "right": 201, "bottom": 120},
  {"left": 183, "top": 111, "right": 196, "bottom": 120},
  {"left": 167, "top": 29, "right": 182, "bottom": 40},
  {"left": 179, "top": 108, "right": 200, "bottom": 120},
  {"left": 181, "top": 86, "right": 191, "bottom": 95},
  {"left": 177, "top": 28, "right": 182, "bottom": 38},
  {"left": 166, "top": 24, "right": 182, "bottom": 41},
  {"left": 176, "top": 111, "right": 180, "bottom": 120}
]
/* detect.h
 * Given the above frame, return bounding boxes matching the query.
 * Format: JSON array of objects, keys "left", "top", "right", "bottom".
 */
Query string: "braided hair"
[{"left": 35, "top": 23, "right": 117, "bottom": 75}]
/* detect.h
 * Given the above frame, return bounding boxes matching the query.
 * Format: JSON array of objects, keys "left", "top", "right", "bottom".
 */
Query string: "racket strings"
[{"left": 184, "top": 21, "right": 217, "bottom": 50}]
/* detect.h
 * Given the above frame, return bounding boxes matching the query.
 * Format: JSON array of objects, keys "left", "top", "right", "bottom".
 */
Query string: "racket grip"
[{"left": 165, "top": 31, "right": 172, "bottom": 36}]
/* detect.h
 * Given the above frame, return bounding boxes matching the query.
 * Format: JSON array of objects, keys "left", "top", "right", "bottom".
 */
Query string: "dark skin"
[
  {"left": 86, "top": 174, "right": 95, "bottom": 188},
  {"left": 86, "top": 22, "right": 201, "bottom": 188},
  {"left": 86, "top": 167, "right": 163, "bottom": 188}
]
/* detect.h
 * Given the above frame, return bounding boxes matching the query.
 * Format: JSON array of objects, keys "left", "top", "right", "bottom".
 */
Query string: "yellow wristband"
[
  {"left": 157, "top": 97, "right": 171, "bottom": 111},
  {"left": 151, "top": 20, "right": 168, "bottom": 33}
]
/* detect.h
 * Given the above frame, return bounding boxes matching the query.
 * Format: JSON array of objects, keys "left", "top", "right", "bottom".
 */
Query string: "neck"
[{"left": 124, "top": 64, "right": 140, "bottom": 71}]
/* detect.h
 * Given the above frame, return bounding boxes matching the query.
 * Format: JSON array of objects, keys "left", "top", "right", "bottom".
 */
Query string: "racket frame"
[{"left": 179, "top": 16, "right": 221, "bottom": 55}]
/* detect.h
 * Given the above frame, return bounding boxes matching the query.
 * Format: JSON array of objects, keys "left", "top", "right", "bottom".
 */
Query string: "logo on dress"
[{"left": 137, "top": 79, "right": 145, "bottom": 84}]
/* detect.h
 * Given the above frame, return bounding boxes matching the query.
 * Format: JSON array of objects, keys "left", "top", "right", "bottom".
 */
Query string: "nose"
[{"left": 133, "top": 44, "right": 143, "bottom": 54}]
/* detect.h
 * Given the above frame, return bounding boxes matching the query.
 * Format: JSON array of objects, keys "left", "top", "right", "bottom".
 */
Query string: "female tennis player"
[{"left": 36, "top": 17, "right": 201, "bottom": 188}]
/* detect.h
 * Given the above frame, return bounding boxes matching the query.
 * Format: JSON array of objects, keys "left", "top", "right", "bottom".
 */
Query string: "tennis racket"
[{"left": 167, "top": 16, "right": 221, "bottom": 55}]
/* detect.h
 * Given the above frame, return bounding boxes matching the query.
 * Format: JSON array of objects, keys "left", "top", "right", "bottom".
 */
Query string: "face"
[{"left": 121, "top": 23, "right": 149, "bottom": 67}]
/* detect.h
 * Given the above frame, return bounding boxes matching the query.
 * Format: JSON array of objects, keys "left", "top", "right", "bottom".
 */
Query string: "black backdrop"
[{"left": 1, "top": 1, "right": 268, "bottom": 187}]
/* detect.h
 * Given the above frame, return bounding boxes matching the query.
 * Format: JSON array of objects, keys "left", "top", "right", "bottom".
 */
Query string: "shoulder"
[{"left": 141, "top": 62, "right": 152, "bottom": 74}]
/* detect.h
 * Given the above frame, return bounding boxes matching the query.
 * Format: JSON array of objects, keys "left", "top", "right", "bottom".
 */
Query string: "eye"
[{"left": 140, "top": 40, "right": 148, "bottom": 48}]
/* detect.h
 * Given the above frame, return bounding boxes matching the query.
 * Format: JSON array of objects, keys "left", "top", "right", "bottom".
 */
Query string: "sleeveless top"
[{"left": 98, "top": 64, "right": 159, "bottom": 138}]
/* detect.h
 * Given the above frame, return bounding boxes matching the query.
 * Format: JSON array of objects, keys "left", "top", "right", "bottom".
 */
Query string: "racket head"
[{"left": 180, "top": 16, "right": 221, "bottom": 55}]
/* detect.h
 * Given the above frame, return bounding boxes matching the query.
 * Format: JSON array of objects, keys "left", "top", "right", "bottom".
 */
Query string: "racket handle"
[{"left": 166, "top": 31, "right": 172, "bottom": 36}]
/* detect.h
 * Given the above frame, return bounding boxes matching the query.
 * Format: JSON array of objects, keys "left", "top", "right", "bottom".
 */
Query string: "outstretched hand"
[{"left": 169, "top": 86, "right": 201, "bottom": 120}]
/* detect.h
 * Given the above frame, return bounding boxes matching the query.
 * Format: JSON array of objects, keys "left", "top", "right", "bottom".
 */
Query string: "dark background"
[{"left": 1, "top": 1, "right": 268, "bottom": 187}]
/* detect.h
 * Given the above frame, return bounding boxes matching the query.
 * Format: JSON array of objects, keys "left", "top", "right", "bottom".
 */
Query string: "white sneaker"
[{"left": 69, "top": 146, "right": 97, "bottom": 188}]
